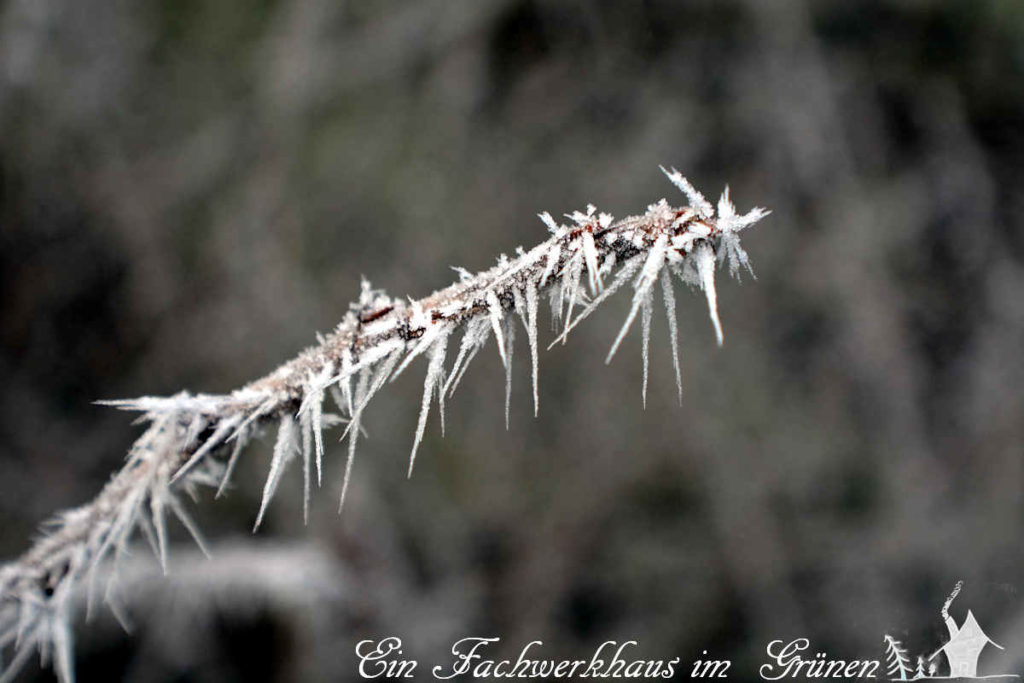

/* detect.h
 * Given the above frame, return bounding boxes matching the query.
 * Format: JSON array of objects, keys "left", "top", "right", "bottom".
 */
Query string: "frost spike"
[
  {"left": 51, "top": 606, "right": 73, "bottom": 683},
  {"left": 167, "top": 493, "right": 211, "bottom": 559},
  {"left": 538, "top": 211, "right": 559, "bottom": 233},
  {"left": 547, "top": 255, "right": 644, "bottom": 349},
  {"left": 538, "top": 243, "right": 561, "bottom": 289},
  {"left": 297, "top": 364, "right": 333, "bottom": 488},
  {"left": 340, "top": 369, "right": 371, "bottom": 512},
  {"left": 660, "top": 165, "right": 713, "bottom": 218},
  {"left": 254, "top": 415, "right": 297, "bottom": 531},
  {"left": 718, "top": 185, "right": 734, "bottom": 219},
  {"left": 149, "top": 489, "right": 169, "bottom": 574},
  {"left": 104, "top": 591, "right": 134, "bottom": 635},
  {"left": 560, "top": 251, "right": 584, "bottom": 343},
  {"left": 525, "top": 282, "right": 540, "bottom": 416},
  {"left": 438, "top": 369, "right": 447, "bottom": 438},
  {"left": 226, "top": 397, "right": 274, "bottom": 444},
  {"left": 84, "top": 486, "right": 144, "bottom": 618},
  {"left": 641, "top": 291, "right": 653, "bottom": 409},
  {"left": 392, "top": 324, "right": 442, "bottom": 381},
  {"left": 170, "top": 416, "right": 240, "bottom": 485},
  {"left": 408, "top": 334, "right": 448, "bottom": 477},
  {"left": 300, "top": 404, "right": 312, "bottom": 524},
  {"left": 340, "top": 349, "right": 354, "bottom": 414},
  {"left": 486, "top": 291, "right": 508, "bottom": 369},
  {"left": 503, "top": 319, "right": 515, "bottom": 430},
  {"left": 512, "top": 285, "right": 536, "bottom": 418},
  {"left": 695, "top": 243, "right": 724, "bottom": 346},
  {"left": 607, "top": 234, "right": 668, "bottom": 363},
  {"left": 50, "top": 625, "right": 72, "bottom": 683},
  {"left": 582, "top": 231, "right": 602, "bottom": 294},
  {"left": 135, "top": 513, "right": 160, "bottom": 567},
  {"left": 215, "top": 426, "right": 247, "bottom": 499},
  {"left": 312, "top": 391, "right": 325, "bottom": 486},
  {"left": 444, "top": 317, "right": 490, "bottom": 399},
  {"left": 660, "top": 268, "right": 683, "bottom": 404},
  {"left": 340, "top": 350, "right": 400, "bottom": 511}
]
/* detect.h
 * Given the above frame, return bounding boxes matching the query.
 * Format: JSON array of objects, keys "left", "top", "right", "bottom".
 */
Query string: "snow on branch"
[{"left": 0, "top": 168, "right": 769, "bottom": 683}]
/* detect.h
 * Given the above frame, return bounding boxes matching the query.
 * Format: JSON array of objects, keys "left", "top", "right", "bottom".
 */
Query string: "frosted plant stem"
[{"left": 0, "top": 168, "right": 769, "bottom": 683}]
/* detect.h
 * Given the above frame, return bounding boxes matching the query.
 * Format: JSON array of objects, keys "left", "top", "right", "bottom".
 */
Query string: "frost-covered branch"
[{"left": 0, "top": 168, "right": 768, "bottom": 683}]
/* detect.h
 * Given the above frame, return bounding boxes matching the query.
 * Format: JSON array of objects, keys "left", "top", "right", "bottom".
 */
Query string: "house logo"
[{"left": 884, "top": 582, "right": 1019, "bottom": 681}]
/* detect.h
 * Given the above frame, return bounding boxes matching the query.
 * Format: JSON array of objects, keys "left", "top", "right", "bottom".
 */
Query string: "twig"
[{"left": 0, "top": 168, "right": 768, "bottom": 683}]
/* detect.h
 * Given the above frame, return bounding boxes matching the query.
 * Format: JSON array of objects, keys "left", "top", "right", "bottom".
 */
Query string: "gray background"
[{"left": 2, "top": 0, "right": 1024, "bottom": 680}]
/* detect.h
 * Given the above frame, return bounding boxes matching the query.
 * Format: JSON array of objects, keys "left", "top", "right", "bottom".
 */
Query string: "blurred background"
[{"left": 2, "top": 0, "right": 1024, "bottom": 680}]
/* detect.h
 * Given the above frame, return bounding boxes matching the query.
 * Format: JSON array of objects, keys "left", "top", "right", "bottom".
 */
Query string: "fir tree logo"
[{"left": 885, "top": 635, "right": 913, "bottom": 680}]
